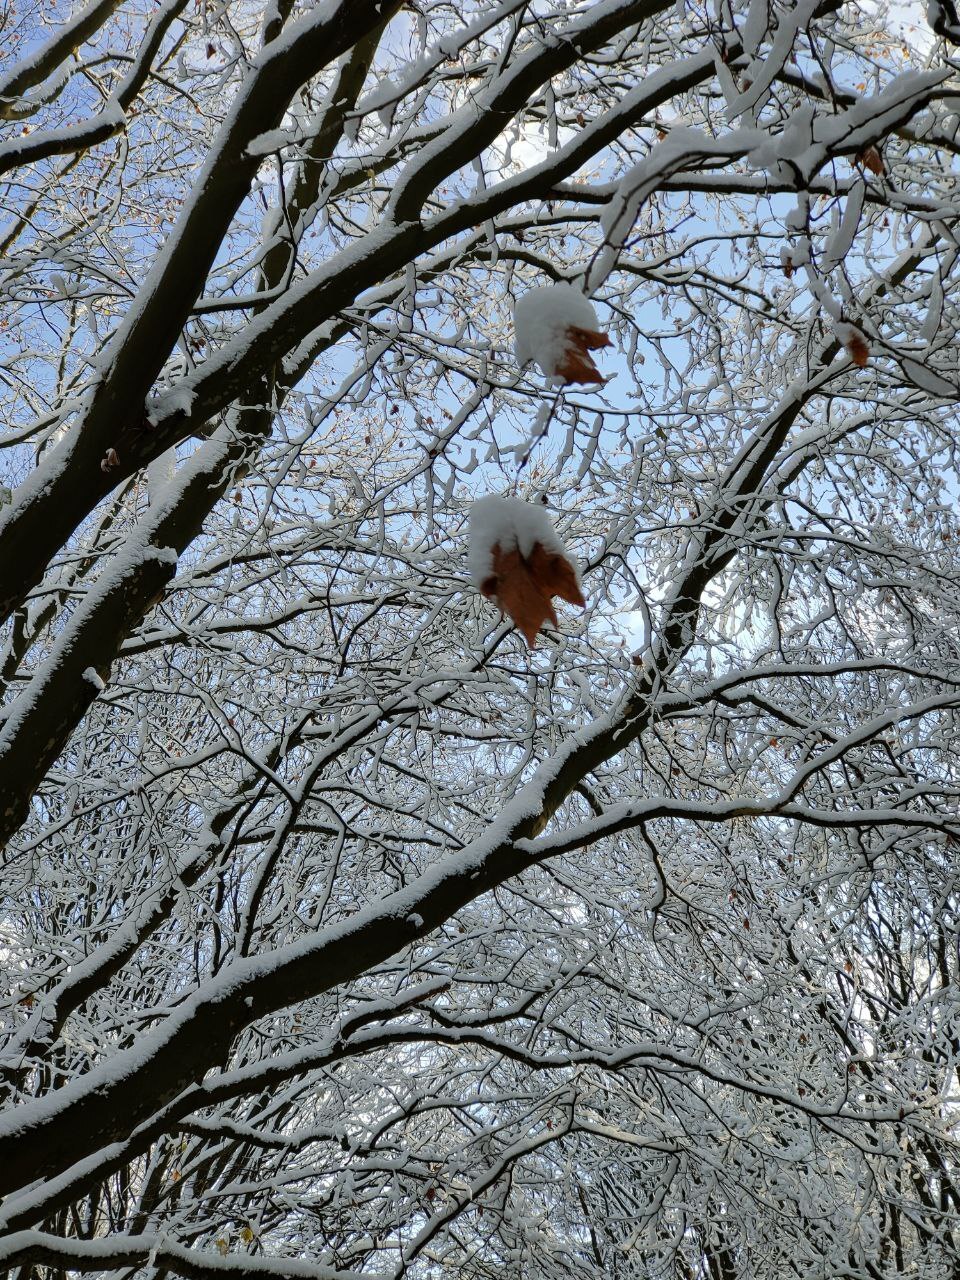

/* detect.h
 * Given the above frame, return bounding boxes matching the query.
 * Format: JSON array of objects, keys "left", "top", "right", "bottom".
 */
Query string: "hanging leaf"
[
  {"left": 514, "top": 283, "right": 611, "bottom": 385},
  {"left": 845, "top": 331, "right": 870, "bottom": 367},
  {"left": 554, "top": 325, "right": 613, "bottom": 385},
  {"left": 855, "top": 145, "right": 884, "bottom": 175},
  {"left": 480, "top": 543, "right": 585, "bottom": 647},
  {"left": 470, "top": 495, "right": 585, "bottom": 647},
  {"left": 836, "top": 321, "right": 870, "bottom": 367}
]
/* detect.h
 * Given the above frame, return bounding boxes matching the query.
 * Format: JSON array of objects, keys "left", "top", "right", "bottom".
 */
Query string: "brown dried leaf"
[
  {"left": 527, "top": 542, "right": 586, "bottom": 608},
  {"left": 845, "top": 331, "right": 870, "bottom": 367},
  {"left": 856, "top": 145, "right": 884, "bottom": 175},
  {"left": 481, "top": 541, "right": 585, "bottom": 647},
  {"left": 487, "top": 546, "right": 558, "bottom": 646},
  {"left": 553, "top": 325, "right": 613, "bottom": 385}
]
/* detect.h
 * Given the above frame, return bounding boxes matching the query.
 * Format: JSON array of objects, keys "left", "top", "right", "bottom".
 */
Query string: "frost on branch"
[
  {"left": 513, "top": 283, "right": 612, "bottom": 384},
  {"left": 469, "top": 495, "right": 585, "bottom": 647}
]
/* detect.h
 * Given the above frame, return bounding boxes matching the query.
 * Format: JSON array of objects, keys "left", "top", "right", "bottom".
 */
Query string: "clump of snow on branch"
[
  {"left": 469, "top": 495, "right": 585, "bottom": 647},
  {"left": 513, "top": 284, "right": 611, "bottom": 384},
  {"left": 82, "top": 667, "right": 106, "bottom": 692}
]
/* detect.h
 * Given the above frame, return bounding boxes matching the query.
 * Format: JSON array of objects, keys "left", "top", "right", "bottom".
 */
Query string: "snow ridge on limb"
[
  {"left": 0, "top": 1230, "right": 380, "bottom": 1280},
  {"left": 0, "top": 414, "right": 254, "bottom": 850},
  {"left": 0, "top": 0, "right": 187, "bottom": 178},
  {"left": 0, "top": 631, "right": 949, "bottom": 1207},
  {"left": 386, "top": 0, "right": 673, "bottom": 226},
  {"left": 0, "top": 18, "right": 948, "bottom": 649},
  {"left": 0, "top": 34, "right": 393, "bottom": 854},
  {"left": 0, "top": 0, "right": 125, "bottom": 116},
  {"left": 513, "top": 239, "right": 945, "bottom": 843}
]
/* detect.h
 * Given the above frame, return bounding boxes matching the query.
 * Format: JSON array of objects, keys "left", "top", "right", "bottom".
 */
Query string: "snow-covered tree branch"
[{"left": 3, "top": 0, "right": 960, "bottom": 1275}]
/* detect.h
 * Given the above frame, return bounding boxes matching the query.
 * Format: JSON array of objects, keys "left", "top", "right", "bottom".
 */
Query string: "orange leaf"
[
  {"left": 527, "top": 542, "right": 586, "bottom": 608},
  {"left": 845, "top": 332, "right": 870, "bottom": 367},
  {"left": 481, "top": 541, "right": 584, "bottom": 647},
  {"left": 553, "top": 325, "right": 613, "bottom": 385},
  {"left": 856, "top": 145, "right": 884, "bottom": 176},
  {"left": 485, "top": 546, "right": 558, "bottom": 647}
]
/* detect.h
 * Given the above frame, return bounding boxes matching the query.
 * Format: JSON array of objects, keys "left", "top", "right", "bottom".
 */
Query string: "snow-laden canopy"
[{"left": 1, "top": 0, "right": 960, "bottom": 1277}]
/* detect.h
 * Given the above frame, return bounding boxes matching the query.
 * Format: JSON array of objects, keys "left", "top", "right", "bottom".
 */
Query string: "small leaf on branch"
[
  {"left": 514, "top": 283, "right": 612, "bottom": 385},
  {"left": 855, "top": 145, "right": 884, "bottom": 175},
  {"left": 469, "top": 495, "right": 585, "bottom": 647},
  {"left": 554, "top": 325, "right": 613, "bottom": 384},
  {"left": 836, "top": 321, "right": 870, "bottom": 367}
]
